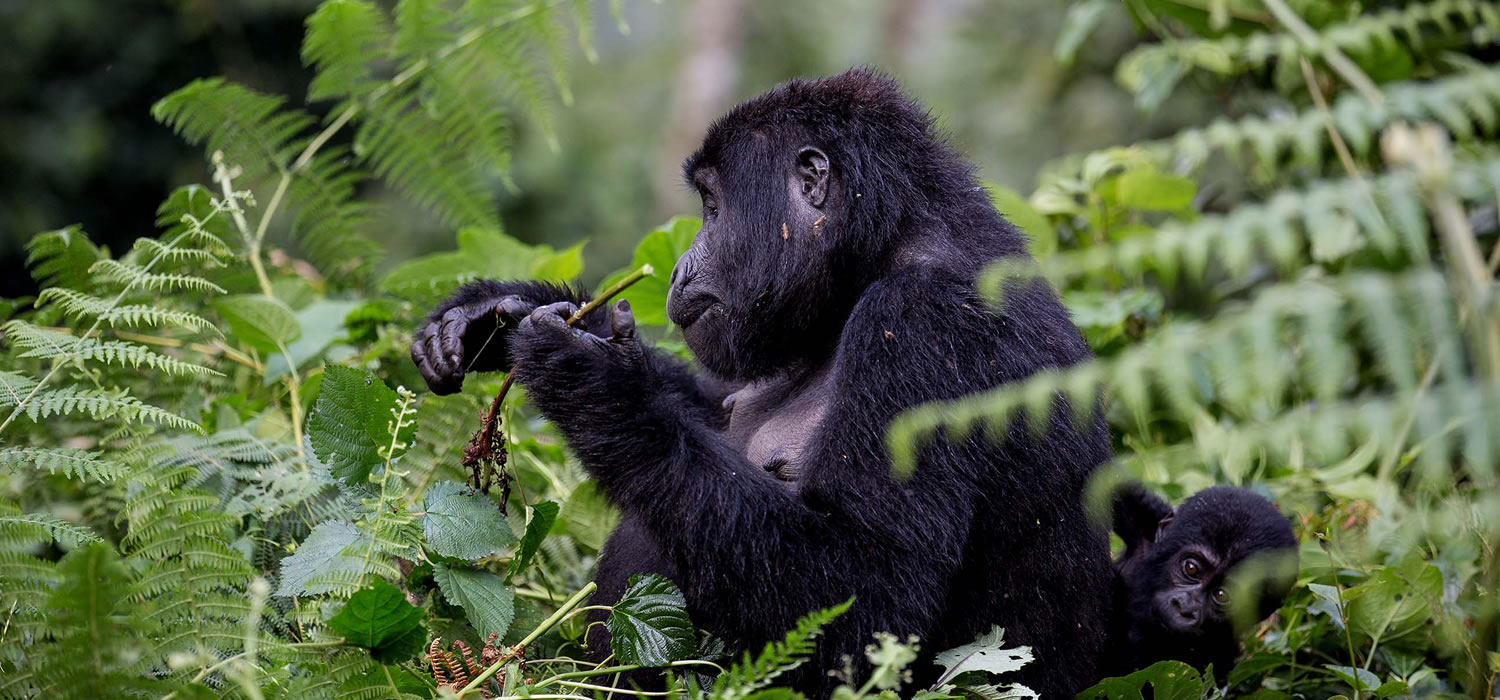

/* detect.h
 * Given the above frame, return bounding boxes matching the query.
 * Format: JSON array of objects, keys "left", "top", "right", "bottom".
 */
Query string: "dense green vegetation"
[{"left": 2, "top": 0, "right": 1499, "bottom": 698}]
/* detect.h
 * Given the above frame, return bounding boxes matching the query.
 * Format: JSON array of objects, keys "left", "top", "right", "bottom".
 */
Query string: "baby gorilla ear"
[
  {"left": 1155, "top": 510, "right": 1176, "bottom": 541},
  {"left": 796, "top": 147, "right": 830, "bottom": 208}
]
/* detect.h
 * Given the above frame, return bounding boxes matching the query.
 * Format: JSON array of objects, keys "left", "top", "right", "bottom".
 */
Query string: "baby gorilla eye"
[
  {"left": 1180, "top": 557, "right": 1202, "bottom": 580},
  {"left": 1212, "top": 587, "right": 1229, "bottom": 605}
]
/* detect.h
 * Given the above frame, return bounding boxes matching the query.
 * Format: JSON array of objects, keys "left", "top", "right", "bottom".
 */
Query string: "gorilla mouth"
[{"left": 669, "top": 296, "right": 721, "bottom": 329}]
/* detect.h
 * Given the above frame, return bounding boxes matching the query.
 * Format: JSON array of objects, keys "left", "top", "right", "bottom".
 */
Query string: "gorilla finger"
[
  {"left": 412, "top": 342, "right": 451, "bottom": 395},
  {"left": 495, "top": 296, "right": 534, "bottom": 323},
  {"left": 426, "top": 330, "right": 458, "bottom": 384},
  {"left": 531, "top": 302, "right": 578, "bottom": 328},
  {"left": 438, "top": 308, "right": 469, "bottom": 367},
  {"left": 611, "top": 299, "right": 635, "bottom": 340}
]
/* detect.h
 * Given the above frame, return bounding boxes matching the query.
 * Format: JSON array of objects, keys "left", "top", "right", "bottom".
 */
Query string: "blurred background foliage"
[{"left": 0, "top": 0, "right": 1196, "bottom": 296}]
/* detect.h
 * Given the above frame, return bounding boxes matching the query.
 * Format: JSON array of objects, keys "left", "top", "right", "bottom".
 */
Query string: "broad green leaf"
[
  {"left": 933, "top": 626, "right": 1033, "bottom": 680},
  {"left": 561, "top": 481, "right": 620, "bottom": 550},
  {"left": 1112, "top": 169, "right": 1196, "bottom": 212},
  {"left": 1325, "top": 665, "right": 1381, "bottom": 694},
  {"left": 216, "top": 294, "right": 302, "bottom": 353},
  {"left": 434, "top": 563, "right": 516, "bottom": 640},
  {"left": 264, "top": 299, "right": 362, "bottom": 382},
  {"left": 531, "top": 241, "right": 586, "bottom": 282},
  {"left": 380, "top": 226, "right": 564, "bottom": 301},
  {"left": 609, "top": 573, "right": 697, "bottom": 667},
  {"left": 598, "top": 217, "right": 699, "bottom": 327},
  {"left": 1076, "top": 661, "right": 1203, "bottom": 700},
  {"left": 1054, "top": 0, "right": 1109, "bottom": 66},
  {"left": 508, "top": 500, "right": 560, "bottom": 581},
  {"left": 307, "top": 366, "right": 415, "bottom": 483},
  {"left": 422, "top": 480, "right": 513, "bottom": 560},
  {"left": 276, "top": 520, "right": 362, "bottom": 597},
  {"left": 1345, "top": 563, "right": 1441, "bottom": 645},
  {"left": 327, "top": 579, "right": 427, "bottom": 663},
  {"left": 988, "top": 185, "right": 1056, "bottom": 260}
]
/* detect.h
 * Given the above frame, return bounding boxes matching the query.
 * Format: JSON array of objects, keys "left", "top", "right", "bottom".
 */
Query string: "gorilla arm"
[{"left": 507, "top": 270, "right": 981, "bottom": 647}]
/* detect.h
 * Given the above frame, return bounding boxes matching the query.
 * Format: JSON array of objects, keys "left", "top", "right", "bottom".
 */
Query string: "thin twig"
[
  {"left": 1299, "top": 58, "right": 1361, "bottom": 179},
  {"left": 1262, "top": 0, "right": 1384, "bottom": 105},
  {"left": 456, "top": 582, "right": 598, "bottom": 698}
]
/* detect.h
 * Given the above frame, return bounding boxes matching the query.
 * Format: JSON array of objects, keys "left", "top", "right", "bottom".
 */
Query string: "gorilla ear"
[
  {"left": 796, "top": 147, "right": 830, "bottom": 208},
  {"left": 1155, "top": 509, "right": 1176, "bottom": 542}
]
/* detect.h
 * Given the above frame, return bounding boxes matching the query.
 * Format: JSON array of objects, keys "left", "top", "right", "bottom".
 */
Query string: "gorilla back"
[{"left": 412, "top": 69, "right": 1113, "bottom": 698}]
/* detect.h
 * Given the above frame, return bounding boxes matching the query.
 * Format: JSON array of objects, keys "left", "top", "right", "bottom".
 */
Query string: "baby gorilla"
[{"left": 1104, "top": 485, "right": 1299, "bottom": 680}]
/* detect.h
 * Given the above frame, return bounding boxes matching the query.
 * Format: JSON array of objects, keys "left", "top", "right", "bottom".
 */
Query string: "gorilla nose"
[
  {"left": 667, "top": 256, "right": 713, "bottom": 328},
  {"left": 1169, "top": 595, "right": 1201, "bottom": 625}
]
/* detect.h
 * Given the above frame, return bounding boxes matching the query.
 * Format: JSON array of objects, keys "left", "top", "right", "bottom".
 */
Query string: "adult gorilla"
[{"left": 411, "top": 69, "right": 1112, "bottom": 697}]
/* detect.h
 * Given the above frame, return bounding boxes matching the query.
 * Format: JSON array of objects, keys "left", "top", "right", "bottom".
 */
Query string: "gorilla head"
[
  {"left": 1128, "top": 485, "right": 1302, "bottom": 653},
  {"left": 666, "top": 69, "right": 1003, "bottom": 380}
]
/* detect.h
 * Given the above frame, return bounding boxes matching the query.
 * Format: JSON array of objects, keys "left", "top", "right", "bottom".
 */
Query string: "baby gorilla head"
[{"left": 1110, "top": 485, "right": 1299, "bottom": 677}]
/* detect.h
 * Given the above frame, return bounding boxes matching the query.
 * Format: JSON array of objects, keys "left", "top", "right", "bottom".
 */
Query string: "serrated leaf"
[
  {"left": 307, "top": 366, "right": 415, "bottom": 483},
  {"left": 276, "top": 521, "right": 363, "bottom": 597},
  {"left": 216, "top": 294, "right": 302, "bottom": 353},
  {"left": 508, "top": 500, "right": 559, "bottom": 581},
  {"left": 609, "top": 573, "right": 697, "bottom": 667},
  {"left": 422, "top": 481, "right": 513, "bottom": 560},
  {"left": 597, "top": 217, "right": 698, "bottom": 327},
  {"left": 328, "top": 578, "right": 427, "bottom": 663},
  {"left": 434, "top": 563, "right": 516, "bottom": 640},
  {"left": 933, "top": 626, "right": 1033, "bottom": 680},
  {"left": 560, "top": 481, "right": 619, "bottom": 550}
]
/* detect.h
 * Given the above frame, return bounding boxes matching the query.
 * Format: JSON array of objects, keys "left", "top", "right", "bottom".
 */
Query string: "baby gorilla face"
[{"left": 1153, "top": 545, "right": 1231, "bottom": 633}]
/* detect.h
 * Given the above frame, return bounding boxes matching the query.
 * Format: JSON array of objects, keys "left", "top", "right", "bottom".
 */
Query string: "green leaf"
[
  {"left": 1325, "top": 665, "right": 1381, "bottom": 694},
  {"left": 216, "top": 294, "right": 302, "bottom": 353},
  {"left": 327, "top": 579, "right": 427, "bottom": 663},
  {"left": 1076, "top": 660, "right": 1203, "bottom": 700},
  {"left": 1111, "top": 169, "right": 1197, "bottom": 212},
  {"left": 264, "top": 299, "right": 362, "bottom": 382},
  {"left": 531, "top": 241, "right": 586, "bottom": 282},
  {"left": 560, "top": 481, "right": 619, "bottom": 550},
  {"left": 933, "top": 626, "right": 1033, "bottom": 680},
  {"left": 276, "top": 520, "right": 363, "bottom": 597},
  {"left": 507, "top": 500, "right": 560, "bottom": 581},
  {"left": 433, "top": 563, "right": 516, "bottom": 640},
  {"left": 1055, "top": 0, "right": 1110, "bottom": 66},
  {"left": 608, "top": 573, "right": 697, "bottom": 667},
  {"left": 598, "top": 217, "right": 698, "bottom": 327},
  {"left": 422, "top": 481, "right": 513, "bottom": 560},
  {"left": 988, "top": 186, "right": 1056, "bottom": 260},
  {"left": 307, "top": 366, "right": 415, "bottom": 483}
]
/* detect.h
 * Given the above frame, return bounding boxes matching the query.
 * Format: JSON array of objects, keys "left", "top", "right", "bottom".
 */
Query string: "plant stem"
[
  {"left": 1262, "top": 0, "right": 1384, "bottom": 105},
  {"left": 456, "top": 582, "right": 598, "bottom": 698},
  {"left": 275, "top": 339, "right": 307, "bottom": 465}
]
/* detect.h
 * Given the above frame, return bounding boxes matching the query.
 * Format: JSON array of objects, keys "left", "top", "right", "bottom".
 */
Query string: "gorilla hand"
[
  {"left": 511, "top": 299, "right": 644, "bottom": 402},
  {"left": 411, "top": 292, "right": 536, "bottom": 395}
]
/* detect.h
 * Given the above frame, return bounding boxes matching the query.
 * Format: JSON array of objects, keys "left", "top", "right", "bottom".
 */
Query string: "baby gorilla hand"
[{"left": 412, "top": 294, "right": 535, "bottom": 395}]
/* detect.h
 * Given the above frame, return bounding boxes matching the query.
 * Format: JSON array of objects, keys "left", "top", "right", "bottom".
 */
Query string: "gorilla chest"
[{"left": 722, "top": 368, "right": 833, "bottom": 483}]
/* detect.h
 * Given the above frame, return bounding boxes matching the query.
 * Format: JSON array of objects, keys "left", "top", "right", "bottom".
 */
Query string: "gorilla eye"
[
  {"left": 700, "top": 191, "right": 719, "bottom": 217},
  {"left": 1212, "top": 587, "right": 1228, "bottom": 606},
  {"left": 1180, "top": 557, "right": 1202, "bottom": 581}
]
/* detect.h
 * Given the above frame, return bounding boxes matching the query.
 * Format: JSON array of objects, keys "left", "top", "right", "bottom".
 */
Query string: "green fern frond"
[
  {"left": 303, "top": 0, "right": 393, "bottom": 102},
  {"left": 0, "top": 446, "right": 131, "bottom": 482},
  {"left": 891, "top": 271, "right": 1463, "bottom": 475},
  {"left": 89, "top": 259, "right": 226, "bottom": 294},
  {"left": 35, "top": 287, "right": 218, "bottom": 333},
  {"left": 0, "top": 385, "right": 200, "bottom": 431},
  {"left": 0, "top": 511, "right": 101, "bottom": 549},
  {"left": 1044, "top": 64, "right": 1500, "bottom": 186},
  {"left": 128, "top": 237, "right": 222, "bottom": 265},
  {"left": 24, "top": 226, "right": 106, "bottom": 290},
  {"left": 1117, "top": 0, "right": 1500, "bottom": 109},
  {"left": 708, "top": 599, "right": 853, "bottom": 700},
  {"left": 3, "top": 321, "right": 220, "bottom": 377},
  {"left": 153, "top": 78, "right": 313, "bottom": 185}
]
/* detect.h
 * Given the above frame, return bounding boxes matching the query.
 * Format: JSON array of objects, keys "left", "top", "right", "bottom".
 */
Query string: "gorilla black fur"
[
  {"left": 411, "top": 69, "right": 1113, "bottom": 698},
  {"left": 1105, "top": 484, "right": 1299, "bottom": 680}
]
